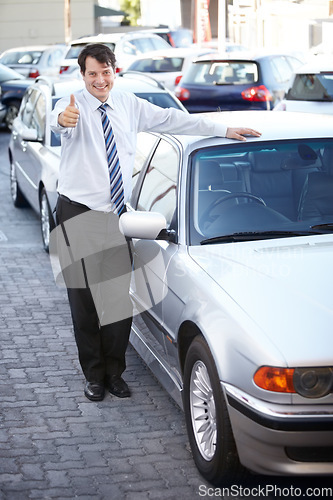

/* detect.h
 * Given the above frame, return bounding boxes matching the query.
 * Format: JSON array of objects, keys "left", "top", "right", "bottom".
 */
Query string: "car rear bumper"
[{"left": 223, "top": 383, "right": 333, "bottom": 475}]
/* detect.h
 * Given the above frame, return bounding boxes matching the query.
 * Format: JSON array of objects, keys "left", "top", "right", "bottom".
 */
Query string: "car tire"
[
  {"left": 183, "top": 336, "right": 246, "bottom": 485},
  {"left": 10, "top": 159, "right": 27, "bottom": 208},
  {"left": 40, "top": 188, "right": 55, "bottom": 253},
  {"left": 5, "top": 100, "right": 20, "bottom": 130}
]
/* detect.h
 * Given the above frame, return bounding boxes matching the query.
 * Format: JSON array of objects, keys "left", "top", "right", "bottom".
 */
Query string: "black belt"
[
  {"left": 58, "top": 194, "right": 89, "bottom": 209},
  {"left": 58, "top": 194, "right": 126, "bottom": 216}
]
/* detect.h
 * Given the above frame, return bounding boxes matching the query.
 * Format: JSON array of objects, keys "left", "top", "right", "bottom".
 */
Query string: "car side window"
[
  {"left": 132, "top": 132, "right": 158, "bottom": 190},
  {"left": 31, "top": 94, "right": 46, "bottom": 139},
  {"left": 137, "top": 139, "right": 179, "bottom": 227},
  {"left": 21, "top": 89, "right": 40, "bottom": 128},
  {"left": 270, "top": 56, "right": 293, "bottom": 84}
]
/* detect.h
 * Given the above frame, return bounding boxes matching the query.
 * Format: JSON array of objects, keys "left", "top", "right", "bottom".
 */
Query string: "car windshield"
[
  {"left": 182, "top": 60, "right": 259, "bottom": 85},
  {"left": 189, "top": 139, "right": 333, "bottom": 245},
  {"left": 287, "top": 72, "right": 333, "bottom": 101},
  {"left": 130, "top": 56, "right": 184, "bottom": 73},
  {"left": 0, "top": 51, "right": 43, "bottom": 65}
]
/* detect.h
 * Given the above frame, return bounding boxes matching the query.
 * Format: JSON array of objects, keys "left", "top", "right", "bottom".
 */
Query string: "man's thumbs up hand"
[{"left": 58, "top": 94, "right": 80, "bottom": 128}]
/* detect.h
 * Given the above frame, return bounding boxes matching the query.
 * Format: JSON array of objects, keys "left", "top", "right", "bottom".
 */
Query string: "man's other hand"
[{"left": 226, "top": 127, "right": 261, "bottom": 141}]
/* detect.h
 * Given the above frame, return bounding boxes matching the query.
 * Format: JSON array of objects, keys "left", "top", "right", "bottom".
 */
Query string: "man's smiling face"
[{"left": 81, "top": 56, "right": 115, "bottom": 102}]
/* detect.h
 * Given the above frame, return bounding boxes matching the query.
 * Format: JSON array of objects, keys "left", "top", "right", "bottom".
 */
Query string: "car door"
[
  {"left": 130, "top": 135, "right": 180, "bottom": 363},
  {"left": 12, "top": 87, "right": 46, "bottom": 211}
]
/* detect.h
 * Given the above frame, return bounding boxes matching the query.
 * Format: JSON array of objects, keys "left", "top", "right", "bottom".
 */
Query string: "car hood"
[{"left": 188, "top": 234, "right": 333, "bottom": 365}]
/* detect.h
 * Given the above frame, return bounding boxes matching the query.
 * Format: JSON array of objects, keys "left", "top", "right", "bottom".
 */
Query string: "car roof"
[
  {"left": 70, "top": 32, "right": 165, "bottom": 45},
  {"left": 33, "top": 73, "right": 172, "bottom": 97},
  {"left": 128, "top": 47, "right": 215, "bottom": 61},
  {"left": 1, "top": 45, "right": 62, "bottom": 52},
  {"left": 191, "top": 52, "right": 303, "bottom": 64},
  {"left": 169, "top": 110, "right": 333, "bottom": 148},
  {"left": 293, "top": 62, "right": 333, "bottom": 74}
]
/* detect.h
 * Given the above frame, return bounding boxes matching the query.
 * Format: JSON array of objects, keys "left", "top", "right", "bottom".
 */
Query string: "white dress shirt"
[{"left": 50, "top": 87, "right": 228, "bottom": 212}]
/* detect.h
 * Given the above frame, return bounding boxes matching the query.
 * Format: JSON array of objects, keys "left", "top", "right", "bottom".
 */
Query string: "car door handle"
[{"left": 21, "top": 141, "right": 28, "bottom": 152}]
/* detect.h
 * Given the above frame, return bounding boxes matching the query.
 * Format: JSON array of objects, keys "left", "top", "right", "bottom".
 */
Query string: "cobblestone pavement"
[
  {"left": 0, "top": 129, "right": 215, "bottom": 499},
  {"left": 1, "top": 129, "right": 331, "bottom": 500}
]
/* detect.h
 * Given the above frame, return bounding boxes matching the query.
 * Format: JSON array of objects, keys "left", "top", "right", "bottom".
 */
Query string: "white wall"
[
  {"left": 140, "top": 0, "right": 182, "bottom": 28},
  {"left": 0, "top": 0, "right": 95, "bottom": 52}
]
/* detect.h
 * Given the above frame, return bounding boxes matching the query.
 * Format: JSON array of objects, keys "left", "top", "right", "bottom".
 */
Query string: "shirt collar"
[{"left": 83, "top": 87, "right": 115, "bottom": 111}]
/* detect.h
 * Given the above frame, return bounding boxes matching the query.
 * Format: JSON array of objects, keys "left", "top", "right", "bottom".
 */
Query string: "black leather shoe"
[
  {"left": 107, "top": 375, "right": 131, "bottom": 398},
  {"left": 84, "top": 381, "right": 105, "bottom": 401}
]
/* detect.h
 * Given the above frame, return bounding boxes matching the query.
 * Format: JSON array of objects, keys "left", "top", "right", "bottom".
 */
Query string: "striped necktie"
[{"left": 99, "top": 103, "right": 124, "bottom": 215}]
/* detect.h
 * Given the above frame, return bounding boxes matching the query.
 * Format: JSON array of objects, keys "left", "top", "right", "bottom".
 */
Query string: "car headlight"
[
  {"left": 293, "top": 367, "right": 333, "bottom": 398},
  {"left": 254, "top": 366, "right": 333, "bottom": 398}
]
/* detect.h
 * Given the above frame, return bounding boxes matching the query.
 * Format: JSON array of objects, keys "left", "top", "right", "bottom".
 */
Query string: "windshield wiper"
[
  {"left": 200, "top": 230, "right": 319, "bottom": 245},
  {"left": 311, "top": 223, "right": 333, "bottom": 232}
]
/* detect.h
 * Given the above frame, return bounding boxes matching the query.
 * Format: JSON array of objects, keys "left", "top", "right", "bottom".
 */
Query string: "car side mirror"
[
  {"left": 13, "top": 118, "right": 40, "bottom": 141},
  {"left": 21, "top": 128, "right": 39, "bottom": 141},
  {"left": 119, "top": 211, "right": 175, "bottom": 241}
]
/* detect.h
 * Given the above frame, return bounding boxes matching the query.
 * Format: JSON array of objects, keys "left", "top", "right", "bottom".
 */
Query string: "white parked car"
[
  {"left": 59, "top": 32, "right": 171, "bottom": 76},
  {"left": 119, "top": 110, "right": 333, "bottom": 484},
  {"left": 0, "top": 44, "right": 67, "bottom": 79},
  {"left": 274, "top": 63, "right": 333, "bottom": 114}
]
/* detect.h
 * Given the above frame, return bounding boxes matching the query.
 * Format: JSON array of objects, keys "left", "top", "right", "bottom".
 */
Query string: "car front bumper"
[{"left": 224, "top": 383, "right": 333, "bottom": 475}]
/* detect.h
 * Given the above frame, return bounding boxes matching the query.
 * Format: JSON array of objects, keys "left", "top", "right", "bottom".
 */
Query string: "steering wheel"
[{"left": 200, "top": 192, "right": 266, "bottom": 227}]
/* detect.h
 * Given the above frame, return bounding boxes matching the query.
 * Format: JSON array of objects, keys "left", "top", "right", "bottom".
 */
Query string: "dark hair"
[{"left": 78, "top": 43, "right": 116, "bottom": 73}]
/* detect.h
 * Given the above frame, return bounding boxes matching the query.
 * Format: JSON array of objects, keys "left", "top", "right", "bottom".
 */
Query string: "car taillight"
[
  {"left": 174, "top": 86, "right": 190, "bottom": 101},
  {"left": 254, "top": 366, "right": 333, "bottom": 398},
  {"left": 167, "top": 34, "right": 176, "bottom": 47},
  {"left": 174, "top": 75, "right": 182, "bottom": 86},
  {"left": 60, "top": 66, "right": 70, "bottom": 74},
  {"left": 29, "top": 69, "right": 40, "bottom": 78},
  {"left": 241, "top": 85, "right": 272, "bottom": 102},
  {"left": 115, "top": 66, "right": 122, "bottom": 74}
]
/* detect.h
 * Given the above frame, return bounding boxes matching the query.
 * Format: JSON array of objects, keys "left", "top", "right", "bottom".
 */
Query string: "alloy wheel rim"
[
  {"left": 40, "top": 194, "right": 50, "bottom": 249},
  {"left": 10, "top": 162, "right": 17, "bottom": 201},
  {"left": 189, "top": 360, "right": 217, "bottom": 460},
  {"left": 6, "top": 105, "right": 18, "bottom": 130}
]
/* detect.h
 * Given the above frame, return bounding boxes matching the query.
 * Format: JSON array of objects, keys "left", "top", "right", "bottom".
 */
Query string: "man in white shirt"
[{"left": 51, "top": 43, "right": 261, "bottom": 402}]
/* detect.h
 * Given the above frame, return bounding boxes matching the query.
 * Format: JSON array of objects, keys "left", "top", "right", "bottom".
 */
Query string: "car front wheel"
[
  {"left": 5, "top": 100, "right": 20, "bottom": 130},
  {"left": 183, "top": 336, "right": 245, "bottom": 485},
  {"left": 40, "top": 188, "right": 55, "bottom": 253}
]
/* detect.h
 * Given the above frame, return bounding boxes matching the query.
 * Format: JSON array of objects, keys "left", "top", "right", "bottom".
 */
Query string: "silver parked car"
[
  {"left": 8, "top": 74, "right": 186, "bottom": 251},
  {"left": 119, "top": 110, "right": 333, "bottom": 484}
]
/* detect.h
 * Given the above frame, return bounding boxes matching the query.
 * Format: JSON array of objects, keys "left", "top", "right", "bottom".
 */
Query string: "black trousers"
[{"left": 55, "top": 195, "right": 133, "bottom": 383}]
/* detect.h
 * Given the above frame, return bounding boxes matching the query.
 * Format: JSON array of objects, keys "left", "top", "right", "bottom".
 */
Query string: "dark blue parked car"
[{"left": 175, "top": 53, "right": 303, "bottom": 112}]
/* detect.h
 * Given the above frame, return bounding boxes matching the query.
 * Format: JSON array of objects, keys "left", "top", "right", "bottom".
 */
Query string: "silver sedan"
[{"left": 120, "top": 110, "right": 333, "bottom": 484}]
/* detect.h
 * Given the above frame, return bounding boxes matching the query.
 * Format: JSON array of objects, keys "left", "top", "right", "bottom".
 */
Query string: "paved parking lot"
[
  {"left": 1, "top": 128, "right": 332, "bottom": 500},
  {"left": 0, "top": 129, "right": 215, "bottom": 499}
]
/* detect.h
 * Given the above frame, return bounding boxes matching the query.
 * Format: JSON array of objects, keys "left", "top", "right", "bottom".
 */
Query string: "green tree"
[{"left": 120, "top": 0, "right": 141, "bottom": 26}]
